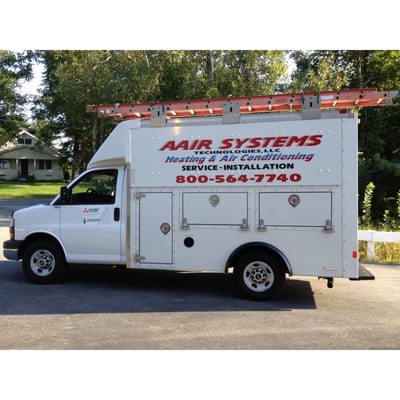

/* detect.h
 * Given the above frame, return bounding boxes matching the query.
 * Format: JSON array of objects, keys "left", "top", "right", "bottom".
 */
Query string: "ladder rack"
[{"left": 87, "top": 88, "right": 399, "bottom": 121}]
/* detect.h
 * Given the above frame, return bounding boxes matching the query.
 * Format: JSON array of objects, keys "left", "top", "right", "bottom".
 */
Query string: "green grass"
[{"left": 0, "top": 180, "right": 65, "bottom": 199}]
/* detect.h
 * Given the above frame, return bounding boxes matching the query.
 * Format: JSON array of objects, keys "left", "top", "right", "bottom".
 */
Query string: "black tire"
[
  {"left": 22, "top": 240, "right": 67, "bottom": 284},
  {"left": 233, "top": 250, "right": 286, "bottom": 300}
]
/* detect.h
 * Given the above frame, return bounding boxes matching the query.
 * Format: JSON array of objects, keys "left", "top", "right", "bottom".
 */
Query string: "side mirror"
[{"left": 60, "top": 186, "right": 72, "bottom": 204}]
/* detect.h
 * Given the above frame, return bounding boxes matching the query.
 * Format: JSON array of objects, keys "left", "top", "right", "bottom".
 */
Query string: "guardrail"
[{"left": 358, "top": 230, "right": 400, "bottom": 262}]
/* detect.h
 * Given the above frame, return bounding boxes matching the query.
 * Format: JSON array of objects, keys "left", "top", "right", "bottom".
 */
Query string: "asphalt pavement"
[{"left": 1, "top": 198, "right": 399, "bottom": 351}]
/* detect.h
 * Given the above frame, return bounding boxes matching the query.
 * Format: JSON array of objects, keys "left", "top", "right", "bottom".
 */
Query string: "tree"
[
  {"left": 356, "top": 51, "right": 400, "bottom": 222},
  {"left": 36, "top": 50, "right": 288, "bottom": 177},
  {"left": 0, "top": 50, "right": 35, "bottom": 144},
  {"left": 288, "top": 50, "right": 353, "bottom": 92},
  {"left": 289, "top": 50, "right": 400, "bottom": 224},
  {"left": 195, "top": 50, "right": 288, "bottom": 97}
]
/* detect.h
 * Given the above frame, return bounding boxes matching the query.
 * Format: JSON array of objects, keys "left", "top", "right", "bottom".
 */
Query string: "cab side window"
[{"left": 70, "top": 169, "right": 117, "bottom": 205}]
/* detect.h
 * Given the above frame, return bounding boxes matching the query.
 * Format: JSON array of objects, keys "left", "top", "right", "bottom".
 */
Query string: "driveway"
[{"left": 1, "top": 198, "right": 399, "bottom": 351}]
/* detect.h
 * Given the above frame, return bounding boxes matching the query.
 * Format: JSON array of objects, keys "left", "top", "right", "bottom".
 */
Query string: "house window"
[
  {"left": 18, "top": 138, "right": 32, "bottom": 145},
  {"left": 38, "top": 160, "right": 52, "bottom": 170},
  {"left": 0, "top": 159, "right": 10, "bottom": 169}
]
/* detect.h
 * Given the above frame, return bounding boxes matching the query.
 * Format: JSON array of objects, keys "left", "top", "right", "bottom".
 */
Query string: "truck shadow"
[{"left": 0, "top": 261, "right": 316, "bottom": 315}]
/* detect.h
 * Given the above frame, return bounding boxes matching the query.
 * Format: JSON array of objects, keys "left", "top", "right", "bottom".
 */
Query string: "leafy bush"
[{"left": 359, "top": 182, "right": 400, "bottom": 263}]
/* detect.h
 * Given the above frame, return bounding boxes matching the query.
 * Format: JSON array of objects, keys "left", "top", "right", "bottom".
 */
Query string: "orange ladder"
[{"left": 87, "top": 88, "right": 399, "bottom": 121}]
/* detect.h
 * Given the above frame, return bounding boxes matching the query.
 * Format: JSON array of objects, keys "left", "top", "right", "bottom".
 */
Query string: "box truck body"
[{"left": 3, "top": 104, "right": 376, "bottom": 299}]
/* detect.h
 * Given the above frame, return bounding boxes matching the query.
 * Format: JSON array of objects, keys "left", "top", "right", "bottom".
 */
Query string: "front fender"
[{"left": 18, "top": 231, "right": 66, "bottom": 261}]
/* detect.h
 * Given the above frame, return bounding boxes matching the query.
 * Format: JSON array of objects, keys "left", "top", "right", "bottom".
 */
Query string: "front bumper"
[{"left": 3, "top": 240, "right": 23, "bottom": 260}]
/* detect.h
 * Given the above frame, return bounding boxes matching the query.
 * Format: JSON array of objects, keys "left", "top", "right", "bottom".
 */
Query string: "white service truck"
[{"left": 4, "top": 89, "right": 394, "bottom": 300}]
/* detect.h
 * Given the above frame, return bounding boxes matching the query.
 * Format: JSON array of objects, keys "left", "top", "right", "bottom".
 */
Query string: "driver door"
[{"left": 60, "top": 167, "right": 125, "bottom": 264}]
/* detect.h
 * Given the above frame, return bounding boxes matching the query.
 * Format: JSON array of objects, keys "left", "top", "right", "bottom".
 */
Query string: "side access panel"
[
  {"left": 135, "top": 192, "right": 173, "bottom": 265},
  {"left": 182, "top": 191, "right": 248, "bottom": 227},
  {"left": 258, "top": 189, "right": 343, "bottom": 277},
  {"left": 259, "top": 191, "right": 332, "bottom": 228}
]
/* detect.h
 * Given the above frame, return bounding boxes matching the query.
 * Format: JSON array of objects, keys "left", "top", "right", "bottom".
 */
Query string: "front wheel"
[
  {"left": 233, "top": 250, "right": 286, "bottom": 300},
  {"left": 22, "top": 240, "right": 67, "bottom": 284}
]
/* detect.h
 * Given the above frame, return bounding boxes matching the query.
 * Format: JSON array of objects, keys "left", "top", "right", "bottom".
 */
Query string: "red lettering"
[
  {"left": 246, "top": 137, "right": 262, "bottom": 148},
  {"left": 189, "top": 140, "right": 199, "bottom": 150},
  {"left": 306, "top": 134, "right": 323, "bottom": 146},
  {"left": 285, "top": 135, "right": 323, "bottom": 147},
  {"left": 219, "top": 138, "right": 234, "bottom": 149},
  {"left": 159, "top": 140, "right": 178, "bottom": 151},
  {"left": 175, "top": 141, "right": 190, "bottom": 150},
  {"left": 271, "top": 136, "right": 289, "bottom": 147},
  {"left": 161, "top": 134, "right": 322, "bottom": 151},
  {"left": 261, "top": 137, "right": 274, "bottom": 147},
  {"left": 160, "top": 139, "right": 212, "bottom": 151},
  {"left": 197, "top": 140, "right": 213, "bottom": 150},
  {"left": 234, "top": 138, "right": 251, "bottom": 148},
  {"left": 285, "top": 136, "right": 308, "bottom": 146}
]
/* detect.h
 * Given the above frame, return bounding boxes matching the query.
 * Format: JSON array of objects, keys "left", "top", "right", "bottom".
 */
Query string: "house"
[{"left": 0, "top": 129, "right": 63, "bottom": 181}]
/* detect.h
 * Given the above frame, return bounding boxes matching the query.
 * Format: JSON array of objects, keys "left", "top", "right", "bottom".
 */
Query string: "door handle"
[{"left": 114, "top": 207, "right": 120, "bottom": 221}]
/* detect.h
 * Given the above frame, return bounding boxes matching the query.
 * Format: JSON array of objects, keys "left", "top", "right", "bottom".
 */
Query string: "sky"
[
  {"left": 17, "top": 62, "right": 44, "bottom": 120},
  {"left": 10, "top": 0, "right": 397, "bottom": 106},
  {"left": 22, "top": 63, "right": 44, "bottom": 96},
  {"left": 1, "top": 2, "right": 397, "bottom": 50}
]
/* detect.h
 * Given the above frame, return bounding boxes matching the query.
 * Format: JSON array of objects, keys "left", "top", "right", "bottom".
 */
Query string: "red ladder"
[{"left": 86, "top": 88, "right": 399, "bottom": 121}]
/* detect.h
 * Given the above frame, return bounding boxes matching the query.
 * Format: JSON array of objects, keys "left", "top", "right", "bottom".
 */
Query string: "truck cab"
[{"left": 4, "top": 165, "right": 127, "bottom": 282}]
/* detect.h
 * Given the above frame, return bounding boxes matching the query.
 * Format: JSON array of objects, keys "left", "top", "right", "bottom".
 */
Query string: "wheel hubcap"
[
  {"left": 31, "top": 250, "right": 55, "bottom": 277},
  {"left": 243, "top": 261, "right": 274, "bottom": 292},
  {"left": 251, "top": 267, "right": 267, "bottom": 283}
]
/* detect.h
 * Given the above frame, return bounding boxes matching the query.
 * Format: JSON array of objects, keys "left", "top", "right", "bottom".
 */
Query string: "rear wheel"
[
  {"left": 22, "top": 240, "right": 67, "bottom": 283},
  {"left": 233, "top": 250, "right": 286, "bottom": 300}
]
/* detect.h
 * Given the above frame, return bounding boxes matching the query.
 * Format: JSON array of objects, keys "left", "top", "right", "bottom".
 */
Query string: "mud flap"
[{"left": 349, "top": 264, "right": 375, "bottom": 281}]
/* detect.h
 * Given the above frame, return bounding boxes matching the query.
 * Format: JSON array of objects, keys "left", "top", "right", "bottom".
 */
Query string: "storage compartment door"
[
  {"left": 139, "top": 192, "right": 173, "bottom": 264},
  {"left": 183, "top": 192, "right": 248, "bottom": 226},
  {"left": 259, "top": 191, "right": 332, "bottom": 228}
]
